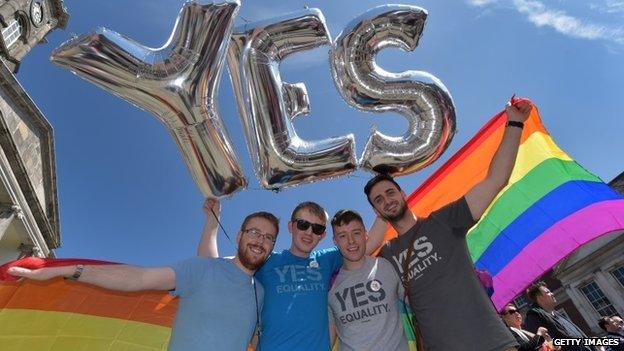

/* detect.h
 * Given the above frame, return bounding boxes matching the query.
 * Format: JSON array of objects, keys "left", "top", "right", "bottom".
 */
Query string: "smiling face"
[
  {"left": 236, "top": 216, "right": 276, "bottom": 271},
  {"left": 367, "top": 180, "right": 409, "bottom": 223},
  {"left": 288, "top": 208, "right": 326, "bottom": 257},
  {"left": 333, "top": 219, "right": 367, "bottom": 265}
]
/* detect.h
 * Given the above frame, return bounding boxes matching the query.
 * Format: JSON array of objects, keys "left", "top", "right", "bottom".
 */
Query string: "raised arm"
[
  {"left": 365, "top": 216, "right": 388, "bottom": 255},
  {"left": 8, "top": 264, "right": 175, "bottom": 292},
  {"left": 197, "top": 197, "right": 220, "bottom": 257},
  {"left": 465, "top": 99, "right": 532, "bottom": 220}
]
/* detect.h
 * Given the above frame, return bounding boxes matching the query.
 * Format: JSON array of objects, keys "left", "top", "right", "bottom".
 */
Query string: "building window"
[
  {"left": 514, "top": 295, "right": 529, "bottom": 309},
  {"left": 612, "top": 266, "right": 624, "bottom": 288},
  {"left": 2, "top": 18, "right": 22, "bottom": 48},
  {"left": 579, "top": 281, "right": 618, "bottom": 316}
]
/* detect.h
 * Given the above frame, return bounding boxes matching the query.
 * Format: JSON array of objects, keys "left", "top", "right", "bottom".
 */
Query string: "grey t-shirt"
[
  {"left": 379, "top": 197, "right": 516, "bottom": 351},
  {"left": 328, "top": 256, "right": 408, "bottom": 351}
]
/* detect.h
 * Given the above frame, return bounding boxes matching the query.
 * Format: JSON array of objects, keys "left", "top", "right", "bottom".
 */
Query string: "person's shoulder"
[
  {"left": 379, "top": 235, "right": 401, "bottom": 256},
  {"left": 525, "top": 305, "right": 545, "bottom": 317},
  {"left": 255, "top": 250, "right": 283, "bottom": 271},
  {"left": 313, "top": 246, "right": 340, "bottom": 258},
  {"left": 173, "top": 255, "right": 214, "bottom": 267},
  {"left": 375, "top": 256, "right": 394, "bottom": 269}
]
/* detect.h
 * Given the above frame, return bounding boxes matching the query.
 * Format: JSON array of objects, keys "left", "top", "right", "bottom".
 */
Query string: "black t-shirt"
[{"left": 379, "top": 197, "right": 517, "bottom": 351}]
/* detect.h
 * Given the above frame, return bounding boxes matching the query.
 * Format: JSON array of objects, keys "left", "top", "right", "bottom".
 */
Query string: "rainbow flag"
[
  {"left": 381, "top": 101, "right": 624, "bottom": 310},
  {"left": 0, "top": 258, "right": 176, "bottom": 351}
]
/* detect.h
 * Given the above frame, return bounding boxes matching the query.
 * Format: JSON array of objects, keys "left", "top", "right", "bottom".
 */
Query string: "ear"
[
  {"left": 287, "top": 221, "right": 294, "bottom": 234},
  {"left": 236, "top": 231, "right": 242, "bottom": 246}
]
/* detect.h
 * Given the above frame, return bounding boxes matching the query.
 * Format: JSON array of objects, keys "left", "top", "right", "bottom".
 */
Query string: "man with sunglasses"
[
  {"left": 8, "top": 210, "right": 279, "bottom": 351},
  {"left": 362, "top": 100, "right": 532, "bottom": 351},
  {"left": 199, "top": 201, "right": 385, "bottom": 350}
]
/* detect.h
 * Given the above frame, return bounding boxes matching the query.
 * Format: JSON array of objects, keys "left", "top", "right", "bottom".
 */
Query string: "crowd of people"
[{"left": 6, "top": 101, "right": 622, "bottom": 350}]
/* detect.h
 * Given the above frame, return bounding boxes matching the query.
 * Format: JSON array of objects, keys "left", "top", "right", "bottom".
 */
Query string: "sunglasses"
[
  {"left": 294, "top": 218, "right": 326, "bottom": 235},
  {"left": 502, "top": 309, "right": 519, "bottom": 315}
]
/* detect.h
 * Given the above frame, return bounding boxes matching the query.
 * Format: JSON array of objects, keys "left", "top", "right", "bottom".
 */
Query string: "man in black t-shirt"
[{"left": 363, "top": 100, "right": 532, "bottom": 351}]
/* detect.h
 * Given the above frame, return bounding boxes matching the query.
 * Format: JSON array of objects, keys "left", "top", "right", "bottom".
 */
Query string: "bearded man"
[{"left": 8, "top": 211, "right": 279, "bottom": 351}]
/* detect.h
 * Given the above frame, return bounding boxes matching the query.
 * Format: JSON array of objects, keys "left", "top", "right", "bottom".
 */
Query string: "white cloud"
[
  {"left": 591, "top": 0, "right": 624, "bottom": 14},
  {"left": 468, "top": 0, "right": 501, "bottom": 6},
  {"left": 467, "top": 0, "right": 624, "bottom": 44}
]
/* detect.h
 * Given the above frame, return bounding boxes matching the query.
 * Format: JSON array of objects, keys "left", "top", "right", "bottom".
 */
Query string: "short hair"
[
  {"left": 363, "top": 173, "right": 402, "bottom": 205},
  {"left": 500, "top": 303, "right": 516, "bottom": 316},
  {"left": 598, "top": 316, "right": 610, "bottom": 331},
  {"left": 291, "top": 201, "right": 327, "bottom": 223},
  {"left": 241, "top": 211, "right": 279, "bottom": 235},
  {"left": 526, "top": 281, "right": 547, "bottom": 303},
  {"left": 331, "top": 209, "right": 365, "bottom": 231}
]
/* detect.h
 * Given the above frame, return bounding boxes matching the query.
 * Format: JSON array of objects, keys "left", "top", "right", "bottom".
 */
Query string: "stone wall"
[{"left": 0, "top": 88, "right": 46, "bottom": 213}]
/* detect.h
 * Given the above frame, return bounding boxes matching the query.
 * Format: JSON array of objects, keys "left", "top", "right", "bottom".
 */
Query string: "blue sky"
[{"left": 17, "top": 0, "right": 624, "bottom": 266}]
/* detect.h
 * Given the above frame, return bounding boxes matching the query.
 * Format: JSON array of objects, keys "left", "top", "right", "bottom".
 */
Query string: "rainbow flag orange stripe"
[
  {"left": 382, "top": 102, "right": 624, "bottom": 310},
  {"left": 0, "top": 259, "right": 176, "bottom": 351}
]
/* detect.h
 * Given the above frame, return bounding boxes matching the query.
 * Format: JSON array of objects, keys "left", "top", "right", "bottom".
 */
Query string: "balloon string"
[{"left": 210, "top": 208, "right": 233, "bottom": 245}]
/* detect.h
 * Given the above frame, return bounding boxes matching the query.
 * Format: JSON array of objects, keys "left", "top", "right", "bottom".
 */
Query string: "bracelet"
[
  {"left": 506, "top": 121, "right": 524, "bottom": 129},
  {"left": 67, "top": 264, "right": 84, "bottom": 281}
]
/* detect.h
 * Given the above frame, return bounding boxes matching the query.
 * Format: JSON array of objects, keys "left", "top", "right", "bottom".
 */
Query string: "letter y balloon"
[{"left": 50, "top": 1, "right": 246, "bottom": 198}]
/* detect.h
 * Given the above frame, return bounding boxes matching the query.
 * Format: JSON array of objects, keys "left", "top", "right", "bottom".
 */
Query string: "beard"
[
  {"left": 381, "top": 201, "right": 409, "bottom": 223},
  {"left": 237, "top": 244, "right": 267, "bottom": 271}
]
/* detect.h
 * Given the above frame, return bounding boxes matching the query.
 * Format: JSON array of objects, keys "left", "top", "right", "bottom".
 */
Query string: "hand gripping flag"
[{"left": 379, "top": 100, "right": 624, "bottom": 310}]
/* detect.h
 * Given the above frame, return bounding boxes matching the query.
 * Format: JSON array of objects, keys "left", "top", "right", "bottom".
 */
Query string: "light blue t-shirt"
[
  {"left": 255, "top": 247, "right": 342, "bottom": 351},
  {"left": 168, "top": 257, "right": 263, "bottom": 351}
]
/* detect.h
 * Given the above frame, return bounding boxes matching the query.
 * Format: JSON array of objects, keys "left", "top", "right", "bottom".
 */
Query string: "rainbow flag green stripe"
[{"left": 467, "top": 157, "right": 601, "bottom": 260}]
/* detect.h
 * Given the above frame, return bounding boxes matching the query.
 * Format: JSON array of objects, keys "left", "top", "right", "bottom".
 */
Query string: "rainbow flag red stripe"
[
  {"left": 382, "top": 103, "right": 624, "bottom": 310},
  {"left": 0, "top": 258, "right": 176, "bottom": 350}
]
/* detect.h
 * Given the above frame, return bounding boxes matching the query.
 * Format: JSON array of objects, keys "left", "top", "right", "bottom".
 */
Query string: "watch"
[
  {"left": 506, "top": 121, "right": 524, "bottom": 129},
  {"left": 67, "top": 264, "right": 84, "bottom": 281}
]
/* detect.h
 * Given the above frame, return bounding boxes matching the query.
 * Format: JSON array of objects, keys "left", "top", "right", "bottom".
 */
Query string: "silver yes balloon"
[
  {"left": 50, "top": 1, "right": 246, "bottom": 198},
  {"left": 331, "top": 5, "right": 456, "bottom": 176},
  {"left": 228, "top": 9, "right": 357, "bottom": 190}
]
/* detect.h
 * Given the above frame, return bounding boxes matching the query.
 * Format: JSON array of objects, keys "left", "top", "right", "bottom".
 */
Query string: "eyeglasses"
[
  {"left": 243, "top": 228, "right": 276, "bottom": 243},
  {"left": 294, "top": 218, "right": 326, "bottom": 235},
  {"left": 502, "top": 309, "right": 519, "bottom": 315}
]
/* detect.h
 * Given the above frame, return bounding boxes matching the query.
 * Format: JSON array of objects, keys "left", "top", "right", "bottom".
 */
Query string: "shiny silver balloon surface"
[
  {"left": 50, "top": 1, "right": 246, "bottom": 198},
  {"left": 331, "top": 5, "right": 456, "bottom": 176},
  {"left": 228, "top": 9, "right": 357, "bottom": 190}
]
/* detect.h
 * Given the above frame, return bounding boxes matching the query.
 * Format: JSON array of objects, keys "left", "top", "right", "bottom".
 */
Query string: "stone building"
[
  {"left": 0, "top": 0, "right": 67, "bottom": 263},
  {"left": 514, "top": 171, "right": 624, "bottom": 336}
]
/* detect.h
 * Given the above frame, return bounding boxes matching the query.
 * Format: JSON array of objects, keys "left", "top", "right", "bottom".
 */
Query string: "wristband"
[
  {"left": 506, "top": 121, "right": 524, "bottom": 129},
  {"left": 67, "top": 264, "right": 84, "bottom": 281}
]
